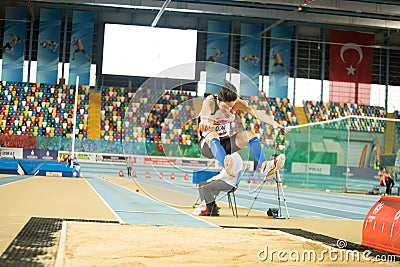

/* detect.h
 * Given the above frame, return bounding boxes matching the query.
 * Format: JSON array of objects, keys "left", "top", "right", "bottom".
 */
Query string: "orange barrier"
[{"left": 362, "top": 196, "right": 400, "bottom": 255}]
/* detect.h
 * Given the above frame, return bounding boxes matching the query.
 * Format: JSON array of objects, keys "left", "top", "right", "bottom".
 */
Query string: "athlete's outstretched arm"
[{"left": 233, "top": 98, "right": 287, "bottom": 132}]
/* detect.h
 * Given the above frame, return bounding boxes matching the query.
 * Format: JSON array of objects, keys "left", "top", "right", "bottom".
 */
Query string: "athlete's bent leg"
[
  {"left": 210, "top": 138, "right": 226, "bottom": 167},
  {"left": 204, "top": 133, "right": 236, "bottom": 177},
  {"left": 235, "top": 130, "right": 267, "bottom": 167}
]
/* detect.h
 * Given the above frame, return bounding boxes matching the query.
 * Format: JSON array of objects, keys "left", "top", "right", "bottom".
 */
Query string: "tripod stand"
[
  {"left": 246, "top": 170, "right": 289, "bottom": 218},
  {"left": 273, "top": 171, "right": 289, "bottom": 219}
]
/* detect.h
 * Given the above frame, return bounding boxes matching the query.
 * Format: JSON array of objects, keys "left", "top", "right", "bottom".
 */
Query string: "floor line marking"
[
  {"left": 54, "top": 220, "right": 67, "bottom": 267},
  {"left": 84, "top": 176, "right": 125, "bottom": 224}
]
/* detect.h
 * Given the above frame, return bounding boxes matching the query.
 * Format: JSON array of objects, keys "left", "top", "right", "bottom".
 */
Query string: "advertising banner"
[
  {"left": 2, "top": 7, "right": 27, "bottom": 82},
  {"left": 291, "top": 162, "right": 331, "bottom": 175},
  {"left": 68, "top": 11, "right": 94, "bottom": 85},
  {"left": 23, "top": 149, "right": 58, "bottom": 160},
  {"left": 239, "top": 23, "right": 262, "bottom": 96},
  {"left": 37, "top": 8, "right": 62, "bottom": 84},
  {"left": 0, "top": 147, "right": 23, "bottom": 159},
  {"left": 205, "top": 20, "right": 230, "bottom": 94},
  {"left": 268, "top": 26, "right": 291, "bottom": 98}
]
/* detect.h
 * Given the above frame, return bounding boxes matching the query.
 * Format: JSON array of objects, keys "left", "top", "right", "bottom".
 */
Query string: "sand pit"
[{"left": 58, "top": 222, "right": 394, "bottom": 266}]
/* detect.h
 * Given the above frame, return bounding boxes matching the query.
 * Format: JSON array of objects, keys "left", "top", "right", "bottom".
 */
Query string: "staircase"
[
  {"left": 88, "top": 92, "right": 101, "bottom": 139},
  {"left": 385, "top": 113, "right": 395, "bottom": 155},
  {"left": 294, "top": 106, "right": 308, "bottom": 125}
]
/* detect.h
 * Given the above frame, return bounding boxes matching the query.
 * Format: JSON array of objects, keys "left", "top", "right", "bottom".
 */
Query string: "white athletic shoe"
[
  {"left": 224, "top": 154, "right": 236, "bottom": 178},
  {"left": 261, "top": 154, "right": 286, "bottom": 178}
]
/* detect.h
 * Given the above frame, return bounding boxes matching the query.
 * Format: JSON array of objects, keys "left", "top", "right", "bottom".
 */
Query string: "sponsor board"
[
  {"left": 24, "top": 149, "right": 58, "bottom": 160},
  {"left": 181, "top": 159, "right": 210, "bottom": 168},
  {"left": 46, "top": 172, "right": 62, "bottom": 177},
  {"left": 291, "top": 162, "right": 331, "bottom": 175},
  {"left": 100, "top": 155, "right": 127, "bottom": 163},
  {"left": 144, "top": 157, "right": 176, "bottom": 166},
  {"left": 59, "top": 151, "right": 99, "bottom": 162},
  {"left": 330, "top": 165, "right": 381, "bottom": 179},
  {"left": 57, "top": 151, "right": 217, "bottom": 169},
  {"left": 0, "top": 147, "right": 23, "bottom": 159}
]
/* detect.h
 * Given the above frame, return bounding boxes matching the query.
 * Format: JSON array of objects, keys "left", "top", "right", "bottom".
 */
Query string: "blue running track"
[{"left": 85, "top": 175, "right": 217, "bottom": 227}]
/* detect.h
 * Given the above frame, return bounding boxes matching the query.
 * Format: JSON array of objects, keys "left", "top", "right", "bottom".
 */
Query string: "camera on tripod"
[{"left": 267, "top": 208, "right": 279, "bottom": 217}]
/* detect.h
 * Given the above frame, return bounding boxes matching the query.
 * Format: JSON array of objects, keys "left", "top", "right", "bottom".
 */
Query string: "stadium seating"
[
  {"left": 303, "top": 100, "right": 386, "bottom": 133},
  {"left": 0, "top": 81, "right": 89, "bottom": 138},
  {"left": 2, "top": 80, "right": 393, "bottom": 152},
  {"left": 159, "top": 90, "right": 197, "bottom": 145},
  {"left": 122, "top": 89, "right": 197, "bottom": 145},
  {"left": 100, "top": 86, "right": 135, "bottom": 141}
]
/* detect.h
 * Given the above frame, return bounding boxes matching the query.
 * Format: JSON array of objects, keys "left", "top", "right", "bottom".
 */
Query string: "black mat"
[{"left": 0, "top": 217, "right": 118, "bottom": 267}]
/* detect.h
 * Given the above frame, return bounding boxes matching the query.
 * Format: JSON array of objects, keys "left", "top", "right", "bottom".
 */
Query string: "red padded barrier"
[{"left": 362, "top": 196, "right": 400, "bottom": 255}]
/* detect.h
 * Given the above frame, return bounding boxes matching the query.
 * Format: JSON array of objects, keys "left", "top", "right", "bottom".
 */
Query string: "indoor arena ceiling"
[{"left": 25, "top": 0, "right": 400, "bottom": 33}]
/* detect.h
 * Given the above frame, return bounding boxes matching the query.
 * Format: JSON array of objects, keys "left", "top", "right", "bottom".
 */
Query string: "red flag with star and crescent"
[{"left": 329, "top": 29, "right": 374, "bottom": 105}]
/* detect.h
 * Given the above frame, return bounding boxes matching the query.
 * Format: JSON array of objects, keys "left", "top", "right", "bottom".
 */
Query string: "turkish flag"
[{"left": 329, "top": 30, "right": 374, "bottom": 105}]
